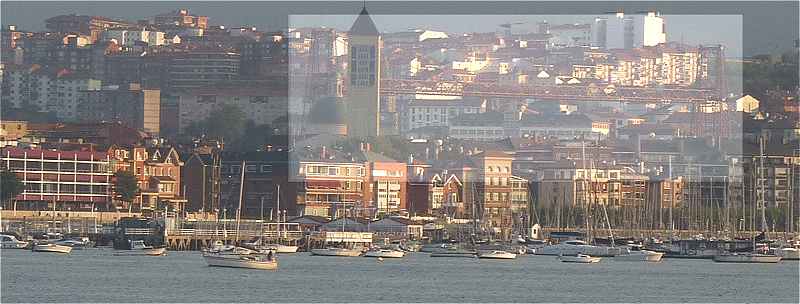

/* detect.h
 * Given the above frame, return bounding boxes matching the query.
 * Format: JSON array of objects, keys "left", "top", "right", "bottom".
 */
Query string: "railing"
[{"left": 168, "top": 228, "right": 303, "bottom": 239}]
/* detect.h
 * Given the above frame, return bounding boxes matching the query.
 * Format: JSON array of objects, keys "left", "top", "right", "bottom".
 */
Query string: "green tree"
[
  {"left": 185, "top": 104, "right": 247, "bottom": 147},
  {"left": 0, "top": 170, "right": 25, "bottom": 203},
  {"left": 114, "top": 170, "right": 139, "bottom": 205}
]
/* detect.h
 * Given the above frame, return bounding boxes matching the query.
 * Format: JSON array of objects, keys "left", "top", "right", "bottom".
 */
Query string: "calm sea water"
[{"left": 1, "top": 249, "right": 798, "bottom": 303}]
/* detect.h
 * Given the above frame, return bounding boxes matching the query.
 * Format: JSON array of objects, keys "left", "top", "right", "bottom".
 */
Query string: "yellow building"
[{"left": 346, "top": 8, "right": 381, "bottom": 138}]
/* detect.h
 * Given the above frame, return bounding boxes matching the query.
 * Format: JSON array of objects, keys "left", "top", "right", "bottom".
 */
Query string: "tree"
[
  {"left": 114, "top": 170, "right": 139, "bottom": 207},
  {"left": 0, "top": 170, "right": 25, "bottom": 204},
  {"left": 185, "top": 104, "right": 247, "bottom": 148}
]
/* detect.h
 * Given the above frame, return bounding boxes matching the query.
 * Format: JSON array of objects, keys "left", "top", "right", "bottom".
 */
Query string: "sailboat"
[
  {"left": 261, "top": 184, "right": 299, "bottom": 253},
  {"left": 311, "top": 203, "right": 362, "bottom": 257},
  {"left": 714, "top": 137, "right": 781, "bottom": 264},
  {"left": 203, "top": 161, "right": 279, "bottom": 270}
]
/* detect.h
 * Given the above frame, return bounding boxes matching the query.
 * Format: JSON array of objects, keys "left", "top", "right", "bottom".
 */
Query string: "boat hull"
[
  {"left": 364, "top": 250, "right": 405, "bottom": 258},
  {"left": 114, "top": 247, "right": 167, "bottom": 256},
  {"left": 310, "top": 248, "right": 362, "bottom": 257},
  {"left": 203, "top": 255, "right": 277, "bottom": 270},
  {"left": 615, "top": 251, "right": 664, "bottom": 262},
  {"left": 2, "top": 242, "right": 29, "bottom": 249},
  {"left": 478, "top": 251, "right": 517, "bottom": 259},
  {"left": 713, "top": 254, "right": 781, "bottom": 263},
  {"left": 265, "top": 244, "right": 299, "bottom": 253},
  {"left": 430, "top": 251, "right": 477, "bottom": 258},
  {"left": 559, "top": 255, "right": 602, "bottom": 263},
  {"left": 32, "top": 244, "right": 73, "bottom": 254}
]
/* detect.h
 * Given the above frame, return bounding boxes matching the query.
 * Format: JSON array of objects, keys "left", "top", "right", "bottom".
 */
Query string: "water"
[{"left": 2, "top": 249, "right": 798, "bottom": 303}]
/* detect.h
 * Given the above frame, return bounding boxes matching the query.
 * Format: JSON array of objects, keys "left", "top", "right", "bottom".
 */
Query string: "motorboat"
[
  {"left": 525, "top": 239, "right": 548, "bottom": 254},
  {"left": 429, "top": 246, "right": 477, "bottom": 258},
  {"left": 615, "top": 244, "right": 664, "bottom": 262},
  {"left": 1, "top": 234, "right": 29, "bottom": 249},
  {"left": 32, "top": 243, "right": 73, "bottom": 254},
  {"left": 310, "top": 247, "right": 363, "bottom": 257},
  {"left": 713, "top": 252, "right": 781, "bottom": 263},
  {"left": 478, "top": 250, "right": 517, "bottom": 260},
  {"left": 420, "top": 243, "right": 456, "bottom": 253},
  {"left": 54, "top": 237, "right": 93, "bottom": 249},
  {"left": 535, "top": 240, "right": 622, "bottom": 257},
  {"left": 114, "top": 240, "right": 167, "bottom": 256},
  {"left": 364, "top": 248, "right": 405, "bottom": 258},
  {"left": 203, "top": 252, "right": 277, "bottom": 270},
  {"left": 559, "top": 253, "right": 602, "bottom": 263}
]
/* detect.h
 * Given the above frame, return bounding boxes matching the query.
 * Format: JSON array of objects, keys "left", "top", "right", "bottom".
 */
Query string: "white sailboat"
[
  {"left": 364, "top": 248, "right": 405, "bottom": 258},
  {"left": 203, "top": 251, "right": 278, "bottom": 270},
  {"left": 261, "top": 185, "right": 299, "bottom": 253}
]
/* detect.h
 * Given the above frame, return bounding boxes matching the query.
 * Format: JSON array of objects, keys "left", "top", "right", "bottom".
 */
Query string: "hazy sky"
[{"left": 2, "top": 1, "right": 796, "bottom": 58}]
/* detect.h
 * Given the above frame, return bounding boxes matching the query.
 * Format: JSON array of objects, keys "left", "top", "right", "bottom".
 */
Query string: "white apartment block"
[
  {"left": 2, "top": 67, "right": 100, "bottom": 121},
  {"left": 103, "top": 29, "right": 167, "bottom": 46},
  {"left": 177, "top": 88, "right": 289, "bottom": 133}
]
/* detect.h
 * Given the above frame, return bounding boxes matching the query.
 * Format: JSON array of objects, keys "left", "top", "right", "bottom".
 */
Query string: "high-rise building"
[
  {"left": 593, "top": 12, "right": 666, "bottom": 49},
  {"left": 346, "top": 8, "right": 381, "bottom": 138}
]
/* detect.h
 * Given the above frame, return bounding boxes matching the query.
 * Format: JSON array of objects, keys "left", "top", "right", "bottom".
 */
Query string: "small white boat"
[
  {"left": 114, "top": 240, "right": 167, "bottom": 256},
  {"left": 713, "top": 253, "right": 781, "bottom": 263},
  {"left": 364, "top": 248, "right": 405, "bottom": 258},
  {"left": 615, "top": 245, "right": 664, "bottom": 262},
  {"left": 478, "top": 250, "right": 517, "bottom": 260},
  {"left": 559, "top": 254, "right": 602, "bottom": 263},
  {"left": 263, "top": 244, "right": 299, "bottom": 253},
  {"left": 1, "top": 234, "right": 29, "bottom": 249},
  {"left": 310, "top": 247, "right": 363, "bottom": 257},
  {"left": 32, "top": 243, "right": 73, "bottom": 254},
  {"left": 203, "top": 252, "right": 277, "bottom": 270}
]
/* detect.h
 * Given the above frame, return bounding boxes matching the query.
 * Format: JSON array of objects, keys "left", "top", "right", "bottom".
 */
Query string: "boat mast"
[
  {"left": 235, "top": 160, "right": 246, "bottom": 243},
  {"left": 759, "top": 136, "right": 767, "bottom": 233},
  {"left": 276, "top": 183, "right": 281, "bottom": 242}
]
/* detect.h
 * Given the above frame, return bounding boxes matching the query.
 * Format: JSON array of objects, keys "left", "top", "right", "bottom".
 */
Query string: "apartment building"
[
  {"left": 1, "top": 147, "right": 113, "bottom": 211},
  {"left": 78, "top": 83, "right": 161, "bottom": 136}
]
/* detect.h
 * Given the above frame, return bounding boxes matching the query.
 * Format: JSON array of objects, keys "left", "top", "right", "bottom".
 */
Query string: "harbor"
[{"left": 1, "top": 248, "right": 798, "bottom": 303}]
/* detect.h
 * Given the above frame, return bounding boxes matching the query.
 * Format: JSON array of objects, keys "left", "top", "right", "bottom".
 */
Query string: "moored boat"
[
  {"left": 32, "top": 243, "right": 73, "bottom": 254},
  {"left": 478, "top": 250, "right": 517, "bottom": 260},
  {"left": 713, "top": 252, "right": 781, "bottom": 263},
  {"left": 429, "top": 246, "right": 477, "bottom": 258},
  {"left": 263, "top": 243, "right": 299, "bottom": 253},
  {"left": 559, "top": 253, "right": 601, "bottom": 263},
  {"left": 310, "top": 247, "right": 363, "bottom": 257},
  {"left": 203, "top": 252, "right": 277, "bottom": 270},
  {"left": 54, "top": 237, "right": 93, "bottom": 249},
  {"left": 364, "top": 248, "right": 405, "bottom": 258},
  {"left": 1, "top": 234, "right": 29, "bottom": 249},
  {"left": 615, "top": 245, "right": 664, "bottom": 262},
  {"left": 114, "top": 240, "right": 167, "bottom": 256}
]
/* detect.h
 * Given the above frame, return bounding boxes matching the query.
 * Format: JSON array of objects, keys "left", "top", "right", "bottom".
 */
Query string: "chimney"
[
  {"left": 360, "top": 142, "right": 365, "bottom": 152},
  {"left": 366, "top": 143, "right": 371, "bottom": 152},
  {"left": 321, "top": 146, "right": 327, "bottom": 160}
]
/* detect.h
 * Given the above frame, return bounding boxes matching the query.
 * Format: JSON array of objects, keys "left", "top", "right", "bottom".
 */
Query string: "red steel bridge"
[{"left": 379, "top": 79, "right": 720, "bottom": 103}]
